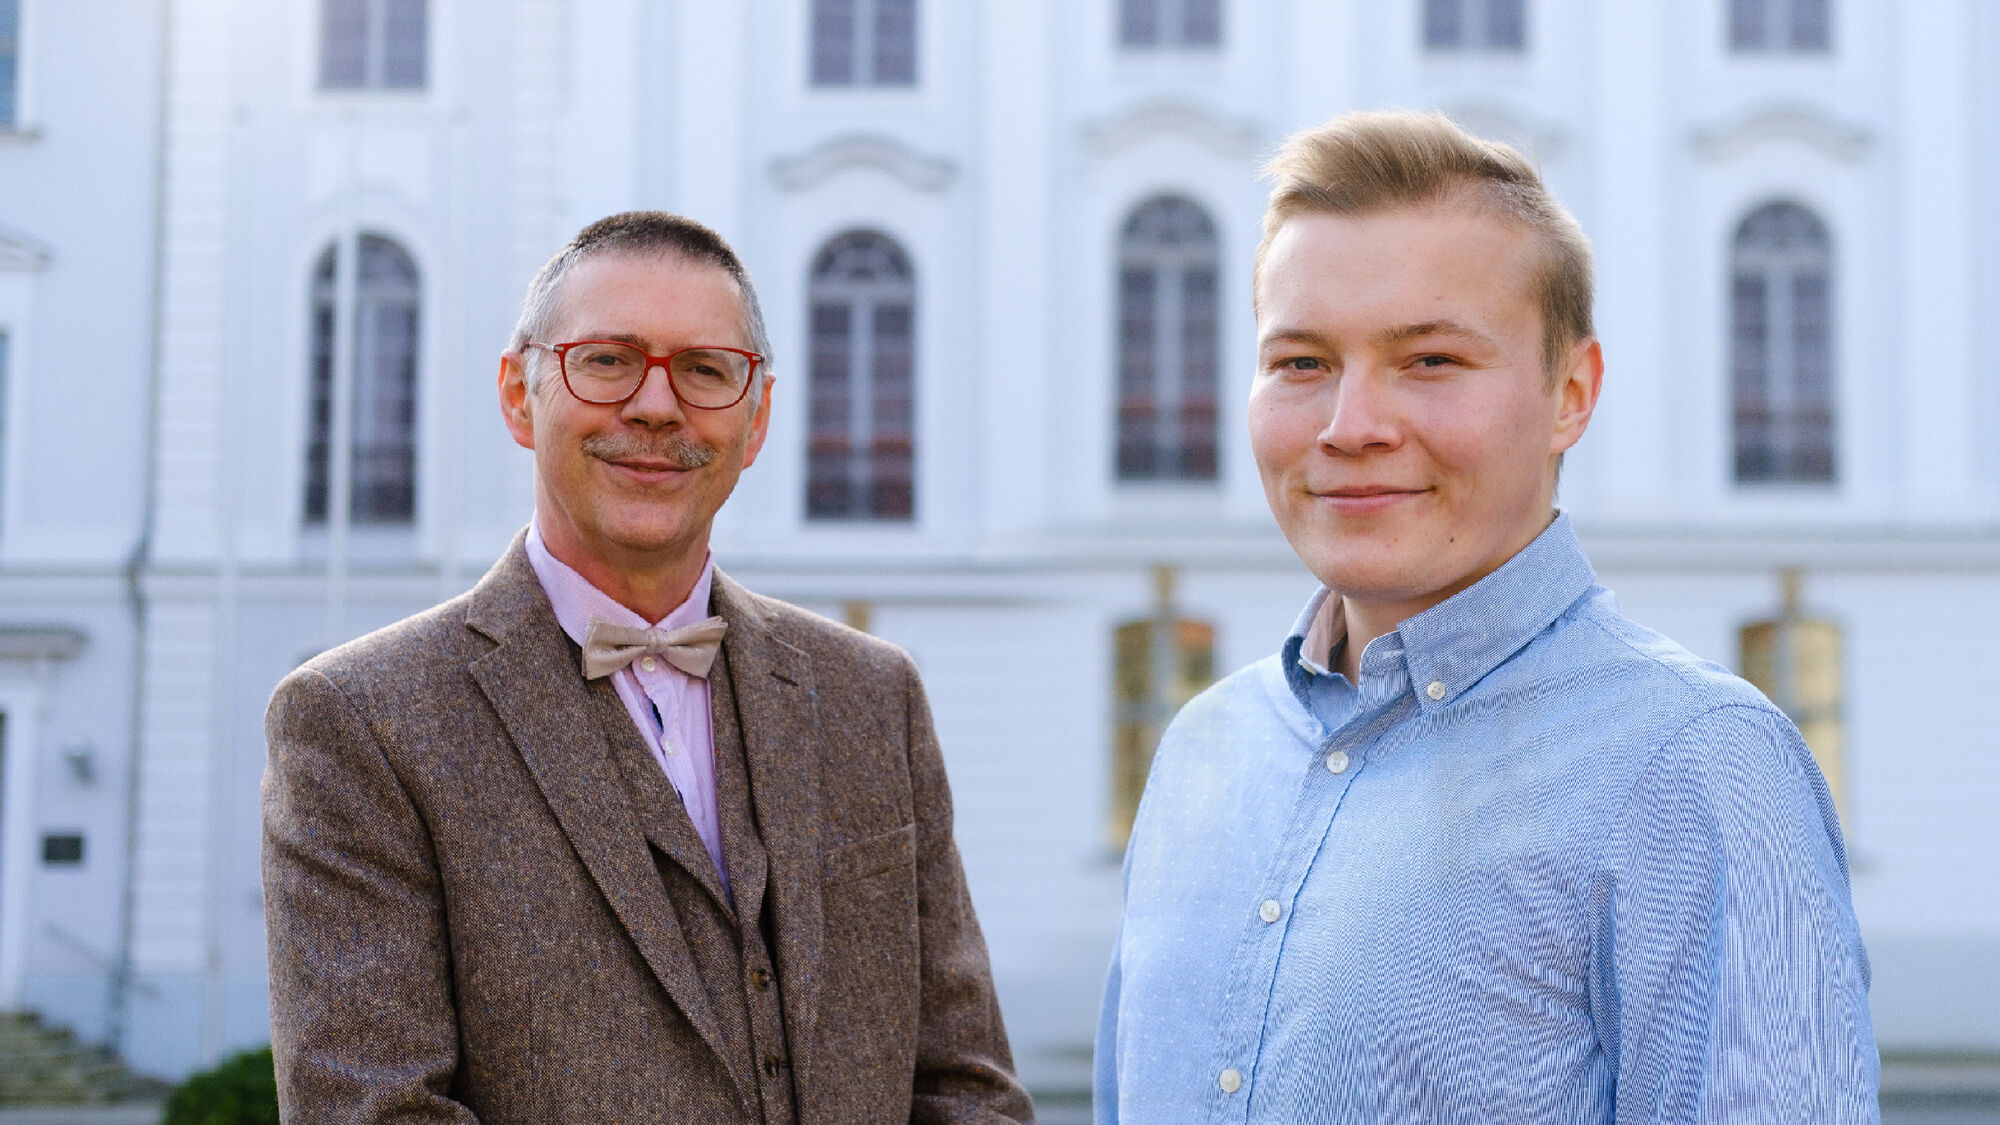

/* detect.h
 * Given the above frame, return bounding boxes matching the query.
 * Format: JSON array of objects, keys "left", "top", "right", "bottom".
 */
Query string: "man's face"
[
  {"left": 499, "top": 252, "right": 771, "bottom": 580},
  {"left": 1249, "top": 203, "right": 1600, "bottom": 622}
]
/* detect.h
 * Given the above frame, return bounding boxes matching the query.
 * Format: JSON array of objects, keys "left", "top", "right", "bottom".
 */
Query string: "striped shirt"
[{"left": 1096, "top": 515, "right": 1878, "bottom": 1123}]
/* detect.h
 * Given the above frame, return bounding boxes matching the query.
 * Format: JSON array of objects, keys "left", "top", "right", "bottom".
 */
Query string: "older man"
[
  {"left": 1095, "top": 112, "right": 1878, "bottom": 1122},
  {"left": 263, "top": 211, "right": 1030, "bottom": 1123}
]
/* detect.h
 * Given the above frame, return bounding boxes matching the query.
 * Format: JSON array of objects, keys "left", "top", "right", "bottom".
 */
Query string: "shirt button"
[
  {"left": 1426, "top": 680, "right": 1446, "bottom": 700},
  {"left": 1219, "top": 1067, "right": 1243, "bottom": 1093},
  {"left": 661, "top": 740, "right": 678, "bottom": 757},
  {"left": 640, "top": 656, "right": 659, "bottom": 673},
  {"left": 1325, "top": 750, "right": 1350, "bottom": 774},
  {"left": 1258, "top": 899, "right": 1282, "bottom": 923}
]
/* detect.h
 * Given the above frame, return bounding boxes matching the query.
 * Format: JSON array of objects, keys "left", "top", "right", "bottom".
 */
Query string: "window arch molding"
[
  {"left": 302, "top": 228, "right": 424, "bottom": 529},
  {"left": 1728, "top": 197, "right": 1837, "bottom": 486},
  {"left": 804, "top": 227, "right": 918, "bottom": 522},
  {"left": 1112, "top": 192, "right": 1222, "bottom": 484}
]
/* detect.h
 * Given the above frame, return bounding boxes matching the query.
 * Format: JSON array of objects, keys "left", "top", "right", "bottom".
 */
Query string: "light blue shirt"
[{"left": 1095, "top": 515, "right": 1878, "bottom": 1123}]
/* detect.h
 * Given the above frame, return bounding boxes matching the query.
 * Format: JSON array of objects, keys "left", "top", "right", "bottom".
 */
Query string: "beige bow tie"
[{"left": 581, "top": 615, "right": 728, "bottom": 680}]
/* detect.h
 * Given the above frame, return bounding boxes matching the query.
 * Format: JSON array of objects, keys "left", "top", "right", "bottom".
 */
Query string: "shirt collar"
[
  {"left": 1282, "top": 513, "right": 1597, "bottom": 714},
  {"left": 524, "top": 519, "right": 717, "bottom": 650}
]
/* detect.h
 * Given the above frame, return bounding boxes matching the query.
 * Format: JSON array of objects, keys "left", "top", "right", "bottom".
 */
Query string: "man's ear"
[
  {"left": 1550, "top": 337, "right": 1603, "bottom": 457},
  {"left": 740, "top": 374, "right": 775, "bottom": 470},
  {"left": 499, "top": 352, "right": 536, "bottom": 451}
]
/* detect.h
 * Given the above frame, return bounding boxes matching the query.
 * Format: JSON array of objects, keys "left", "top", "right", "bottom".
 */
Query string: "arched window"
[
  {"left": 1117, "top": 196, "right": 1220, "bottom": 482},
  {"left": 305, "top": 234, "right": 420, "bottom": 526},
  {"left": 810, "top": 0, "right": 917, "bottom": 86},
  {"left": 807, "top": 231, "right": 915, "bottom": 521},
  {"left": 1731, "top": 202, "right": 1834, "bottom": 485},
  {"left": 1423, "top": 0, "right": 1526, "bottom": 51}
]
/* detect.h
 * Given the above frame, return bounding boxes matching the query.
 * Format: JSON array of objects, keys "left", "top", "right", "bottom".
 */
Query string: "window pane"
[
  {"left": 1180, "top": 0, "right": 1221, "bottom": 47},
  {"left": 1787, "top": 0, "right": 1829, "bottom": 50},
  {"left": 1730, "top": 0, "right": 1769, "bottom": 50},
  {"left": 1483, "top": 0, "right": 1525, "bottom": 49},
  {"left": 811, "top": 0, "right": 858, "bottom": 85},
  {"left": 0, "top": 0, "right": 19, "bottom": 128},
  {"left": 351, "top": 236, "right": 419, "bottom": 523},
  {"left": 320, "top": 0, "right": 369, "bottom": 87},
  {"left": 1117, "top": 269, "right": 1159, "bottom": 479},
  {"left": 872, "top": 0, "right": 917, "bottom": 84},
  {"left": 1424, "top": 0, "right": 1463, "bottom": 49},
  {"left": 1120, "top": 0, "right": 1161, "bottom": 47},
  {"left": 382, "top": 0, "right": 428, "bottom": 88},
  {"left": 304, "top": 247, "right": 338, "bottom": 524}
]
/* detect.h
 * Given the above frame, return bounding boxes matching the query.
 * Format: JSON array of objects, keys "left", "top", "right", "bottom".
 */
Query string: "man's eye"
[
  {"left": 1413, "top": 355, "right": 1457, "bottom": 369},
  {"left": 1270, "top": 356, "right": 1323, "bottom": 373}
]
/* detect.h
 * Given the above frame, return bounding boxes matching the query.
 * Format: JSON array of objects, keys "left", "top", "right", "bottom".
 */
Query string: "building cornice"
[
  {"left": 1691, "top": 103, "right": 1873, "bottom": 165},
  {"left": 769, "top": 133, "right": 957, "bottom": 193}
]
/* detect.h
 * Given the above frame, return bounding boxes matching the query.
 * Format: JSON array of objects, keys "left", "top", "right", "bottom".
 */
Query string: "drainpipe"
[{"left": 109, "top": 0, "right": 174, "bottom": 1059}]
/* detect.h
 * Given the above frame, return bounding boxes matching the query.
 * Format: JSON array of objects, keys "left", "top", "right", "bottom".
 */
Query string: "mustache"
[{"left": 581, "top": 431, "right": 716, "bottom": 470}]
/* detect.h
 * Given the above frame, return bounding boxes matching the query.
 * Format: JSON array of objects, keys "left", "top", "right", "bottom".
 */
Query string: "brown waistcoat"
[{"left": 596, "top": 653, "right": 798, "bottom": 1124}]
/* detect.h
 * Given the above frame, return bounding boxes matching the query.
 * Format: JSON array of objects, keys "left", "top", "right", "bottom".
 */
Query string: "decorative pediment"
[
  {"left": 1691, "top": 104, "right": 1872, "bottom": 164},
  {"left": 770, "top": 134, "right": 957, "bottom": 193},
  {"left": 1442, "top": 101, "right": 1569, "bottom": 163},
  {"left": 1082, "top": 98, "right": 1263, "bottom": 160},
  {"left": 0, "top": 224, "right": 51, "bottom": 272}
]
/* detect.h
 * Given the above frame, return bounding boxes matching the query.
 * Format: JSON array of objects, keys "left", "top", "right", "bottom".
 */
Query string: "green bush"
[{"left": 162, "top": 1045, "right": 279, "bottom": 1125}]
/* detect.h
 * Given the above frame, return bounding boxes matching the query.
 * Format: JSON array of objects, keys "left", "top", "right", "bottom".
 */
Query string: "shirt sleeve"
[
  {"left": 1093, "top": 919, "right": 1125, "bottom": 1125},
  {"left": 1595, "top": 702, "right": 1879, "bottom": 1123}
]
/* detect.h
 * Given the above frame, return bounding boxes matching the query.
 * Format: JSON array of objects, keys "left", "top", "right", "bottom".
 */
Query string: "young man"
[
  {"left": 1096, "top": 111, "right": 1877, "bottom": 1122},
  {"left": 263, "top": 212, "right": 1030, "bottom": 1123}
]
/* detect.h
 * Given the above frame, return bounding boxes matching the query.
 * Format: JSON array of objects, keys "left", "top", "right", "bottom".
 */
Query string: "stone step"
[{"left": 0, "top": 1011, "right": 169, "bottom": 1107}]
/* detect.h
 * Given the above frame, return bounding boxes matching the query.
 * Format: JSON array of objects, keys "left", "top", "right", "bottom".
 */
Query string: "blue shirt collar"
[{"left": 1282, "top": 512, "right": 1597, "bottom": 714}]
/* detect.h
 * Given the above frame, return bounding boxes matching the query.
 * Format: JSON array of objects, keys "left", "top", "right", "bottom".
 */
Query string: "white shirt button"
[
  {"left": 1258, "top": 899, "right": 1282, "bottom": 923},
  {"left": 1426, "top": 680, "right": 1446, "bottom": 700},
  {"left": 1218, "top": 1068, "right": 1243, "bottom": 1093},
  {"left": 1325, "top": 750, "right": 1350, "bottom": 774},
  {"left": 640, "top": 656, "right": 660, "bottom": 673},
  {"left": 661, "top": 740, "right": 678, "bottom": 757}
]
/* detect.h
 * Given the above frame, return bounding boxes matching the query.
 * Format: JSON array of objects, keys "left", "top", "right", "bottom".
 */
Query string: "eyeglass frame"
[{"left": 526, "top": 339, "right": 766, "bottom": 410}]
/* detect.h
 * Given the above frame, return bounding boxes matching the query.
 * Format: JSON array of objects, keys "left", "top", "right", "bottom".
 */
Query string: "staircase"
[{"left": 0, "top": 1011, "right": 169, "bottom": 1106}]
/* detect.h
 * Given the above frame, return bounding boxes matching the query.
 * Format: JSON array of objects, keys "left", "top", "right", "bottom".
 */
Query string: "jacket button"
[
  {"left": 751, "top": 967, "right": 772, "bottom": 991},
  {"left": 762, "top": 1055, "right": 783, "bottom": 1078}
]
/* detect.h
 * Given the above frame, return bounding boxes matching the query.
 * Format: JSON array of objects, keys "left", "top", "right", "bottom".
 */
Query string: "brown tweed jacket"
[{"left": 262, "top": 538, "right": 1032, "bottom": 1123}]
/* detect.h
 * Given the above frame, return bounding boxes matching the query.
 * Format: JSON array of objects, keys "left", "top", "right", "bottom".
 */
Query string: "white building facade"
[{"left": 0, "top": 0, "right": 1995, "bottom": 1088}]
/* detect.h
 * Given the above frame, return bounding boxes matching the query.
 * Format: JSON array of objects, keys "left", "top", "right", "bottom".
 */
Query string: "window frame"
[
  {"left": 804, "top": 229, "right": 919, "bottom": 523},
  {"left": 303, "top": 232, "right": 422, "bottom": 530},
  {"left": 808, "top": 0, "right": 919, "bottom": 88},
  {"left": 1114, "top": 195, "right": 1223, "bottom": 485},
  {"left": 317, "top": 0, "right": 430, "bottom": 92},
  {"left": 1117, "top": 0, "right": 1223, "bottom": 50},
  {"left": 1729, "top": 201, "right": 1837, "bottom": 487},
  {"left": 1421, "top": 0, "right": 1527, "bottom": 53}
]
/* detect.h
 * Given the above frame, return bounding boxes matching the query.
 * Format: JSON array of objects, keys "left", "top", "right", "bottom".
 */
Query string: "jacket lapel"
[
  {"left": 711, "top": 570, "right": 827, "bottom": 1079},
  {"left": 463, "top": 539, "right": 745, "bottom": 1106}
]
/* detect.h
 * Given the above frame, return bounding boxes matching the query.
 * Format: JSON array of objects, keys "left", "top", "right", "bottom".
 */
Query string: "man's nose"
[
  {"left": 620, "top": 362, "right": 688, "bottom": 426},
  {"left": 1319, "top": 369, "right": 1400, "bottom": 454}
]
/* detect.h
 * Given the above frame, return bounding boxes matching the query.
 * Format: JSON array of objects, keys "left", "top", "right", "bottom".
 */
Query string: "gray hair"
[{"left": 510, "top": 210, "right": 773, "bottom": 395}]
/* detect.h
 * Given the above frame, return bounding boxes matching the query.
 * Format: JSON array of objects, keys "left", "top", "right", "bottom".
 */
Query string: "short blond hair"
[{"left": 1256, "top": 110, "right": 1594, "bottom": 379}]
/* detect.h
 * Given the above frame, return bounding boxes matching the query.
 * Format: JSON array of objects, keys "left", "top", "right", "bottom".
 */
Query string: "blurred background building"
[{"left": 0, "top": 0, "right": 1996, "bottom": 1105}]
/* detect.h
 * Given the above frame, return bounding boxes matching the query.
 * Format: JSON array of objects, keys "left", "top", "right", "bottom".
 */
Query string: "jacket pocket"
[{"left": 819, "top": 822, "right": 916, "bottom": 885}]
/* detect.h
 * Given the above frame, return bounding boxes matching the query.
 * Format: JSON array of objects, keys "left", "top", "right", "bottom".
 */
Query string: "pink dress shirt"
[{"left": 525, "top": 522, "right": 728, "bottom": 890}]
